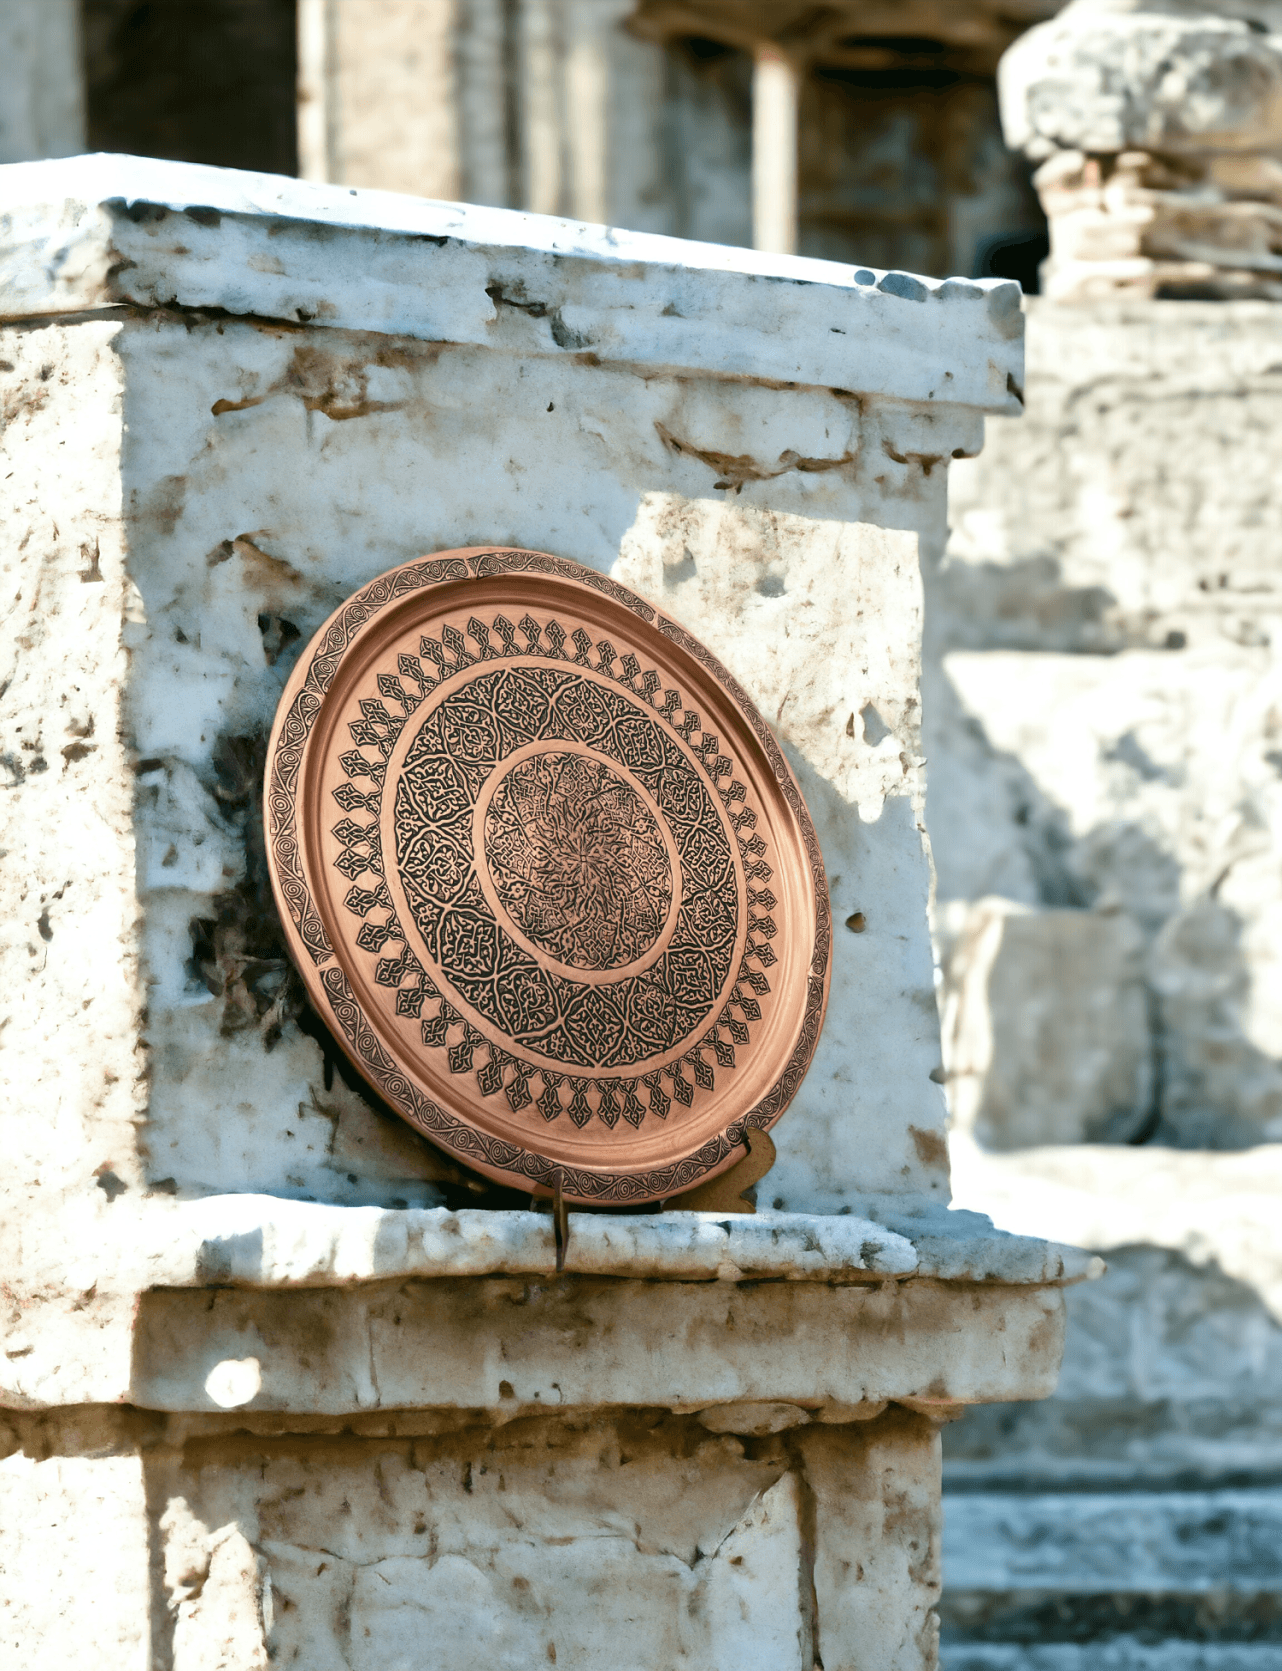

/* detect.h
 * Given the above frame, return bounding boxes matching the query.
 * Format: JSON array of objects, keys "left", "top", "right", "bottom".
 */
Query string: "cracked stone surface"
[{"left": 0, "top": 1403, "right": 942, "bottom": 1670}]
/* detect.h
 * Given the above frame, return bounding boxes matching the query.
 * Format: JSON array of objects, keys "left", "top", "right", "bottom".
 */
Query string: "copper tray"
[{"left": 265, "top": 548, "right": 831, "bottom": 1204}]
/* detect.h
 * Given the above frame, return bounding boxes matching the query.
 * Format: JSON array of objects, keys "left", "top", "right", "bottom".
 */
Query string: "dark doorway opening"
[{"left": 82, "top": 0, "right": 298, "bottom": 177}]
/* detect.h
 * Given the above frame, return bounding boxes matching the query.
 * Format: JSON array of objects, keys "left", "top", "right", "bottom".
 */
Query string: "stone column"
[
  {"left": 1000, "top": 0, "right": 1282, "bottom": 299},
  {"left": 297, "top": 0, "right": 464, "bottom": 199},
  {"left": 0, "top": 152, "right": 1092, "bottom": 1669},
  {"left": 752, "top": 42, "right": 801, "bottom": 254},
  {"left": 0, "top": 0, "right": 84, "bottom": 165},
  {"left": 296, "top": 0, "right": 654, "bottom": 218}
]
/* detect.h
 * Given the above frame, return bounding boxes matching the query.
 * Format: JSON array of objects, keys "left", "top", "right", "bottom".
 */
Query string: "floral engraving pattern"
[
  {"left": 393, "top": 665, "right": 737, "bottom": 1071},
  {"left": 329, "top": 618, "right": 777, "bottom": 1126},
  {"left": 484, "top": 750, "right": 672, "bottom": 972}
]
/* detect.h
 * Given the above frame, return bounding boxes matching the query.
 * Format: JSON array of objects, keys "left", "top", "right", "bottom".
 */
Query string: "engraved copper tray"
[{"left": 265, "top": 548, "right": 831, "bottom": 1204}]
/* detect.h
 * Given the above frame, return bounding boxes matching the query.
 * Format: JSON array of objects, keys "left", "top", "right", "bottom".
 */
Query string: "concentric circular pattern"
[
  {"left": 264, "top": 548, "right": 831, "bottom": 1204},
  {"left": 483, "top": 750, "right": 673, "bottom": 972},
  {"left": 391, "top": 663, "right": 735, "bottom": 1072}
]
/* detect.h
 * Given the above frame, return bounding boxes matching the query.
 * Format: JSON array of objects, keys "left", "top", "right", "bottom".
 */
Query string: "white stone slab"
[
  {"left": 145, "top": 1199, "right": 916, "bottom": 1286},
  {"left": 0, "top": 1194, "right": 1094, "bottom": 1410},
  {"left": 0, "top": 152, "right": 1024, "bottom": 411}
]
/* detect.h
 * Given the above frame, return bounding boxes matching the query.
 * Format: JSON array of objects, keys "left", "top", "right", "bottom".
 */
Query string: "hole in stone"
[
  {"left": 664, "top": 547, "right": 697, "bottom": 589},
  {"left": 860, "top": 703, "right": 892, "bottom": 745},
  {"left": 846, "top": 912, "right": 867, "bottom": 933},
  {"left": 756, "top": 573, "right": 785, "bottom": 597},
  {"left": 95, "top": 1168, "right": 128, "bottom": 1201},
  {"left": 257, "top": 613, "right": 301, "bottom": 666}
]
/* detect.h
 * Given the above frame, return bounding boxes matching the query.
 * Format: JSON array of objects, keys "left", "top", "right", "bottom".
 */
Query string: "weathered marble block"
[{"left": 0, "top": 154, "right": 1085, "bottom": 1670}]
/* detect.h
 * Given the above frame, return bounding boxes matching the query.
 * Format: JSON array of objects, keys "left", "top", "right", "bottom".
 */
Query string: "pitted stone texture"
[
  {"left": 0, "top": 157, "right": 1041, "bottom": 1330},
  {"left": 0, "top": 1192, "right": 1094, "bottom": 1409},
  {"left": 0, "top": 1447, "right": 151, "bottom": 1669},
  {"left": 0, "top": 1405, "right": 946, "bottom": 1671},
  {"left": 0, "top": 307, "right": 956, "bottom": 1241},
  {"left": 614, "top": 490, "right": 957, "bottom": 1212},
  {"left": 0, "top": 1192, "right": 1091, "bottom": 1411},
  {"left": 245, "top": 1429, "right": 805, "bottom": 1671},
  {"left": 130, "top": 1273, "right": 1067, "bottom": 1417},
  {"left": 137, "top": 1199, "right": 920, "bottom": 1285},
  {"left": 1001, "top": 1, "right": 1282, "bottom": 161},
  {"left": 0, "top": 153, "right": 1023, "bottom": 414},
  {"left": 0, "top": 321, "right": 143, "bottom": 1192},
  {"left": 801, "top": 1412, "right": 943, "bottom": 1671}
]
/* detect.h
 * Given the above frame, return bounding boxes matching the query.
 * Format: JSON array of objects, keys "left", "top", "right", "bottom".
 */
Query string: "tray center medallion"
[{"left": 481, "top": 747, "right": 675, "bottom": 975}]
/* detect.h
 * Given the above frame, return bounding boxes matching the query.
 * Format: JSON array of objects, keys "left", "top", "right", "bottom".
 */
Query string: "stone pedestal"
[{"left": 0, "top": 154, "right": 1089, "bottom": 1668}]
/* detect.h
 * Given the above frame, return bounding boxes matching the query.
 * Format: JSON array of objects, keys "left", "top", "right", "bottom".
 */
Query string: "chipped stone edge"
[
  {"left": 0, "top": 152, "right": 1024, "bottom": 413},
  {"left": 115, "top": 1198, "right": 1101, "bottom": 1291}
]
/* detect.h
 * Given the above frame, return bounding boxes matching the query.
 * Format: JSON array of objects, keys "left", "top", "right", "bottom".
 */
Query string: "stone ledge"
[
  {"left": 0, "top": 152, "right": 1023, "bottom": 411},
  {"left": 0, "top": 1199, "right": 1096, "bottom": 1412},
  {"left": 950, "top": 1137, "right": 1282, "bottom": 1320},
  {"left": 122, "top": 1197, "right": 1101, "bottom": 1291},
  {"left": 133, "top": 1271, "right": 1070, "bottom": 1414}
]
